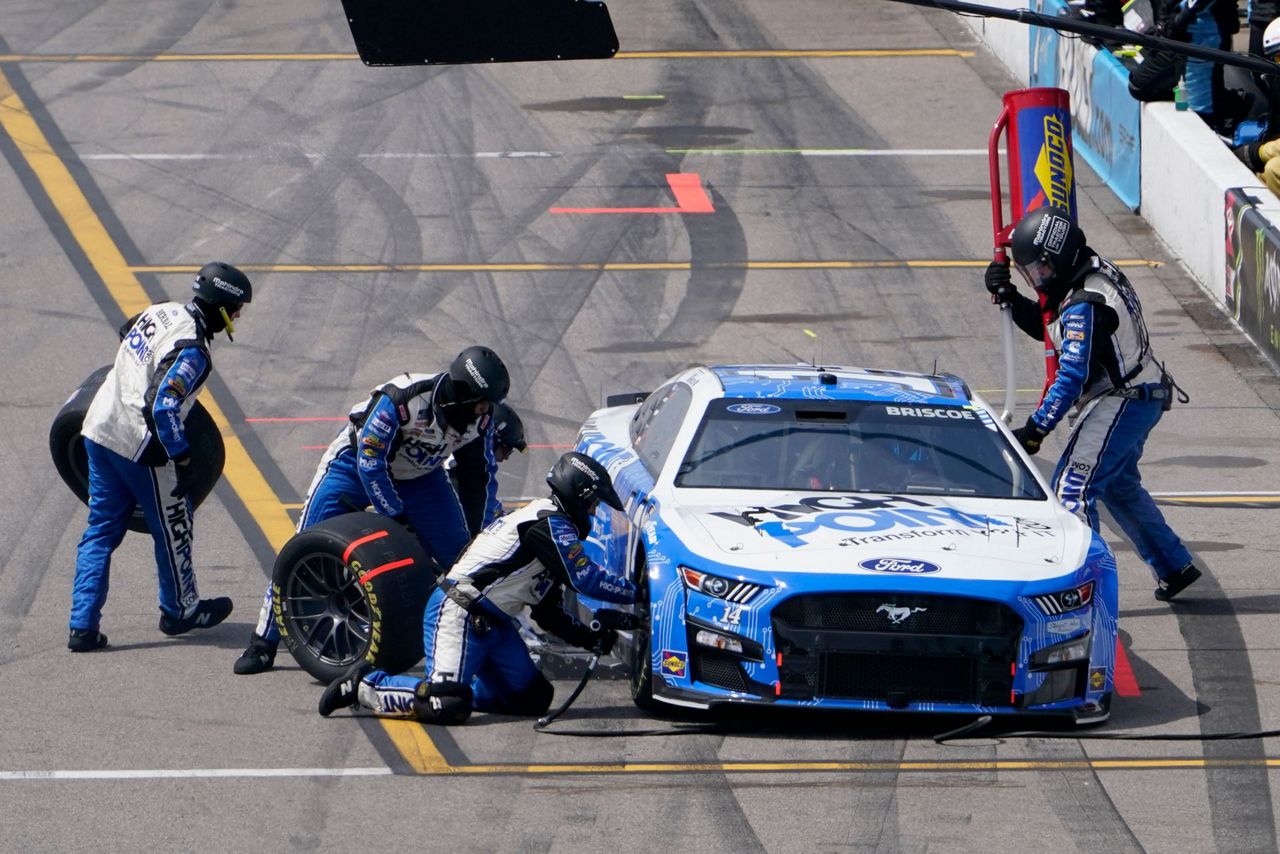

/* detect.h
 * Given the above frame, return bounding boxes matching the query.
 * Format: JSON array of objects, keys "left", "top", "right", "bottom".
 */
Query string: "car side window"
[{"left": 632, "top": 382, "right": 693, "bottom": 477}]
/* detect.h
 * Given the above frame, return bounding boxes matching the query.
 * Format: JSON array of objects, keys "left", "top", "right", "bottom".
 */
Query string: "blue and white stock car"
[{"left": 573, "top": 364, "right": 1118, "bottom": 723}]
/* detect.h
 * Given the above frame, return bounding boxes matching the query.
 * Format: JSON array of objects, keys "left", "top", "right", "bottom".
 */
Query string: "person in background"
[{"left": 449, "top": 401, "right": 527, "bottom": 536}]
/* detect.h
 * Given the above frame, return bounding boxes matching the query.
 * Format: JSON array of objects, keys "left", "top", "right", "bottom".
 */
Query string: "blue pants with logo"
[
  {"left": 357, "top": 587, "right": 540, "bottom": 716},
  {"left": 71, "top": 439, "right": 199, "bottom": 631},
  {"left": 253, "top": 448, "right": 469, "bottom": 642},
  {"left": 1051, "top": 393, "right": 1193, "bottom": 580}
]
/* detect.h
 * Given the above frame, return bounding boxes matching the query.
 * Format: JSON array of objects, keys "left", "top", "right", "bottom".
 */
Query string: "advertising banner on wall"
[
  {"left": 1225, "top": 187, "right": 1280, "bottom": 367},
  {"left": 1029, "top": 0, "right": 1141, "bottom": 210}
]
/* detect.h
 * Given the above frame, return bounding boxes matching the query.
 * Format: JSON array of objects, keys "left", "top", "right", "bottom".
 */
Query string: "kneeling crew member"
[{"left": 318, "top": 451, "right": 636, "bottom": 723}]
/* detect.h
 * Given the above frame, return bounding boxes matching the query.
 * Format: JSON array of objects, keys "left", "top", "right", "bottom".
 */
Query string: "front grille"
[
  {"left": 694, "top": 650, "right": 750, "bottom": 693},
  {"left": 773, "top": 593, "right": 1021, "bottom": 707},
  {"left": 773, "top": 593, "right": 1019, "bottom": 637},
  {"left": 820, "top": 652, "right": 980, "bottom": 704}
]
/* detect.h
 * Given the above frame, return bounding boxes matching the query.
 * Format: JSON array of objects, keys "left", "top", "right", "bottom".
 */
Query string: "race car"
[{"left": 572, "top": 364, "right": 1118, "bottom": 723}]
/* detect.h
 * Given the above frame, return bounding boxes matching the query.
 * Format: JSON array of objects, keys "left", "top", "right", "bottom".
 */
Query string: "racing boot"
[
  {"left": 233, "top": 635, "right": 278, "bottom": 675},
  {"left": 68, "top": 629, "right": 108, "bottom": 652},
  {"left": 318, "top": 661, "right": 374, "bottom": 717},
  {"left": 1154, "top": 563, "right": 1202, "bottom": 602},
  {"left": 412, "top": 680, "right": 473, "bottom": 725},
  {"left": 158, "top": 597, "right": 234, "bottom": 636}
]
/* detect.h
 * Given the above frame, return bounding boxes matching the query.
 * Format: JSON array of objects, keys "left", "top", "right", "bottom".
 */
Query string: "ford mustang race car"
[{"left": 573, "top": 364, "right": 1118, "bottom": 723}]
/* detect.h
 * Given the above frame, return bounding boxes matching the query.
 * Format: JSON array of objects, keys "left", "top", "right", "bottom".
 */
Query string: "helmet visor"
[{"left": 1015, "top": 259, "right": 1055, "bottom": 291}]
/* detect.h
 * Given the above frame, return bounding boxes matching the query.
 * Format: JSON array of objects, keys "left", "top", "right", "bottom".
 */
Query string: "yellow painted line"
[
  {"left": 381, "top": 721, "right": 452, "bottom": 774},
  {"left": 391, "top": 755, "right": 1280, "bottom": 776},
  {"left": 128, "top": 260, "right": 1163, "bottom": 275},
  {"left": 616, "top": 49, "right": 976, "bottom": 59},
  {"left": 0, "top": 49, "right": 973, "bottom": 63}
]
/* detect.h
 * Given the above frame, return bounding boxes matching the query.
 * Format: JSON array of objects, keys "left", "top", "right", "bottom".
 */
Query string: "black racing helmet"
[
  {"left": 491, "top": 402, "right": 527, "bottom": 453},
  {"left": 547, "top": 452, "right": 624, "bottom": 521},
  {"left": 191, "top": 262, "right": 252, "bottom": 340},
  {"left": 192, "top": 262, "right": 252, "bottom": 309},
  {"left": 1009, "top": 206, "right": 1086, "bottom": 292},
  {"left": 448, "top": 346, "right": 511, "bottom": 405}
]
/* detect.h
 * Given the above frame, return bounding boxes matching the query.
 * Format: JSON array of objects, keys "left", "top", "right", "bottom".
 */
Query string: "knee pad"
[
  {"left": 501, "top": 673, "right": 555, "bottom": 717},
  {"left": 413, "top": 680, "right": 473, "bottom": 725}
]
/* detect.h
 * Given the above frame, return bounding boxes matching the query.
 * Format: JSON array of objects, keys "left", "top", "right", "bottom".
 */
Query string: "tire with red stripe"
[
  {"left": 271, "top": 511, "right": 438, "bottom": 682},
  {"left": 50, "top": 365, "right": 225, "bottom": 534}
]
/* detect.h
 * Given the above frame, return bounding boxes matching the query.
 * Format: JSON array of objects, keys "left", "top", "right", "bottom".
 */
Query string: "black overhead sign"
[{"left": 341, "top": 0, "right": 619, "bottom": 66}]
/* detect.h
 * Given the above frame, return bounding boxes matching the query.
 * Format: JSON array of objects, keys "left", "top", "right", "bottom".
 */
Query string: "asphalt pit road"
[
  {"left": 523, "top": 97, "right": 667, "bottom": 112},
  {"left": 730, "top": 310, "right": 867, "bottom": 324},
  {"left": 1146, "top": 455, "right": 1267, "bottom": 468},
  {"left": 1110, "top": 540, "right": 1242, "bottom": 553},
  {"left": 620, "top": 125, "right": 752, "bottom": 146},
  {"left": 589, "top": 340, "right": 698, "bottom": 353}
]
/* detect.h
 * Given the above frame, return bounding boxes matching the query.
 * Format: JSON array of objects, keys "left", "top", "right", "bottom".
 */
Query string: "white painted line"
[
  {"left": 79, "top": 151, "right": 560, "bottom": 161},
  {"left": 0, "top": 767, "right": 393, "bottom": 781},
  {"left": 667, "top": 148, "right": 998, "bottom": 156}
]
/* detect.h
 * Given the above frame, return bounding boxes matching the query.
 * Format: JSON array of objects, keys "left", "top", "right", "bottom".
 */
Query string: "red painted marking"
[
  {"left": 342, "top": 530, "right": 389, "bottom": 563},
  {"left": 246, "top": 416, "right": 347, "bottom": 423},
  {"left": 359, "top": 557, "right": 415, "bottom": 584},
  {"left": 550, "top": 173, "right": 715, "bottom": 214},
  {"left": 1114, "top": 639, "right": 1141, "bottom": 697}
]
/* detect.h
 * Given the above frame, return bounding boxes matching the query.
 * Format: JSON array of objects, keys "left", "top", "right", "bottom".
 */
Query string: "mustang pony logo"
[{"left": 876, "top": 604, "right": 927, "bottom": 624}]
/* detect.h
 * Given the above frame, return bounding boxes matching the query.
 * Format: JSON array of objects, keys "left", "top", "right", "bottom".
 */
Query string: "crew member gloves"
[
  {"left": 985, "top": 260, "right": 1016, "bottom": 306},
  {"left": 1012, "top": 418, "right": 1048, "bottom": 456}
]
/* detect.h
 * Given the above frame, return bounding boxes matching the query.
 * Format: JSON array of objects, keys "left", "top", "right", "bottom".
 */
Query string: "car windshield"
[{"left": 674, "top": 399, "right": 1045, "bottom": 499}]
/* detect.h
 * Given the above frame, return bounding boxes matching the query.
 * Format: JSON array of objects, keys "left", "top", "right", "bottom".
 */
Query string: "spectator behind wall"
[
  {"left": 1233, "top": 17, "right": 1280, "bottom": 195},
  {"left": 1127, "top": 0, "right": 1251, "bottom": 136}
]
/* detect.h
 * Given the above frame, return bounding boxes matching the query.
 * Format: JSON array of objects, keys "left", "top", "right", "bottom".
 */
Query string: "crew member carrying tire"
[
  {"left": 317, "top": 451, "right": 636, "bottom": 724},
  {"left": 68, "top": 262, "right": 252, "bottom": 652},
  {"left": 234, "top": 346, "right": 512, "bottom": 675}
]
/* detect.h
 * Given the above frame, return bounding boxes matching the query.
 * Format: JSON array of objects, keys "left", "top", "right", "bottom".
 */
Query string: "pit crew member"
[
  {"left": 70, "top": 262, "right": 252, "bottom": 651},
  {"left": 233, "top": 346, "right": 511, "bottom": 674},
  {"left": 449, "top": 400, "right": 527, "bottom": 536},
  {"left": 985, "top": 207, "right": 1201, "bottom": 601},
  {"left": 317, "top": 451, "right": 636, "bottom": 723}
]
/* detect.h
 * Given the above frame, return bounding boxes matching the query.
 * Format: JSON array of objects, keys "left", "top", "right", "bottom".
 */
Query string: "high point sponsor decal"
[
  {"left": 710, "top": 495, "right": 1055, "bottom": 548},
  {"left": 858, "top": 557, "right": 941, "bottom": 575},
  {"left": 125, "top": 313, "right": 159, "bottom": 364},
  {"left": 884, "top": 406, "right": 975, "bottom": 420},
  {"left": 1034, "top": 115, "right": 1073, "bottom": 212},
  {"left": 727, "top": 403, "right": 781, "bottom": 415}
]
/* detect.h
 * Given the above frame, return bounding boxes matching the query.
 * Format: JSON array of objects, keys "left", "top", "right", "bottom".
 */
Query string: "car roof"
[{"left": 702, "top": 364, "right": 973, "bottom": 405}]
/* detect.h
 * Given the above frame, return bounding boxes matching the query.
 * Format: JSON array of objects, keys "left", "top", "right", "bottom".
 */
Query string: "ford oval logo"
[
  {"left": 858, "top": 557, "right": 941, "bottom": 575},
  {"left": 727, "top": 403, "right": 781, "bottom": 415}
]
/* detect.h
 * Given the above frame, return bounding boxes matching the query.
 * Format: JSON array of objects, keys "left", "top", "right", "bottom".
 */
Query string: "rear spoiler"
[{"left": 605, "top": 392, "right": 650, "bottom": 408}]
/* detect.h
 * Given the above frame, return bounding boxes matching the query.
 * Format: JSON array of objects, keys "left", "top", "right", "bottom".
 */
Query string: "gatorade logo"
[{"left": 1034, "top": 115, "right": 1072, "bottom": 212}]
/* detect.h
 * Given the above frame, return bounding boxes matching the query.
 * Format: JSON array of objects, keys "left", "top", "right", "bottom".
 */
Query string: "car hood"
[{"left": 666, "top": 491, "right": 1088, "bottom": 582}]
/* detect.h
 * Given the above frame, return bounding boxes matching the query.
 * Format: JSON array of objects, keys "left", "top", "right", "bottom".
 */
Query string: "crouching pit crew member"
[
  {"left": 317, "top": 451, "right": 636, "bottom": 723},
  {"left": 70, "top": 262, "right": 251, "bottom": 651},
  {"left": 985, "top": 207, "right": 1201, "bottom": 601},
  {"left": 234, "top": 346, "right": 511, "bottom": 674}
]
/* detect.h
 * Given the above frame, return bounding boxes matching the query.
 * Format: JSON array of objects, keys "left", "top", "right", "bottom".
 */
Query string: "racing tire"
[
  {"left": 50, "top": 365, "right": 225, "bottom": 534},
  {"left": 272, "top": 511, "right": 437, "bottom": 683},
  {"left": 629, "top": 550, "right": 660, "bottom": 713}
]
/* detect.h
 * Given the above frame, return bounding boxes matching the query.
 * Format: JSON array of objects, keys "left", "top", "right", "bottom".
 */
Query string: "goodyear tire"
[
  {"left": 272, "top": 511, "right": 437, "bottom": 682},
  {"left": 50, "top": 365, "right": 225, "bottom": 534},
  {"left": 629, "top": 549, "right": 659, "bottom": 713}
]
